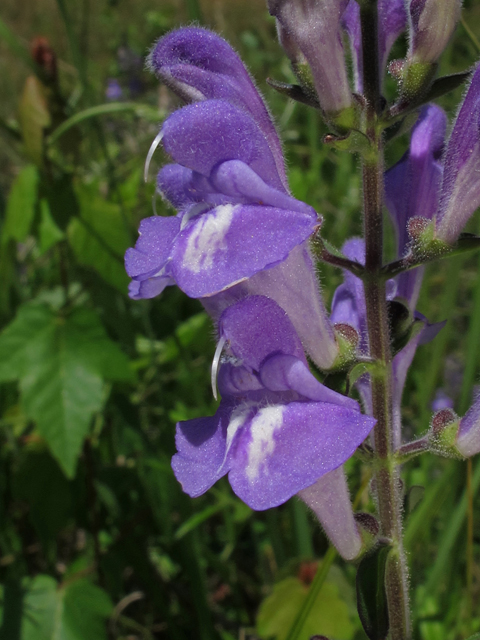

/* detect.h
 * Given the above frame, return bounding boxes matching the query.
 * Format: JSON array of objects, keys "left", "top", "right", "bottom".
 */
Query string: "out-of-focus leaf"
[
  {"left": 0, "top": 303, "right": 134, "bottom": 476},
  {"left": 38, "top": 199, "right": 64, "bottom": 254},
  {"left": 47, "top": 102, "right": 163, "bottom": 145},
  {"left": 0, "top": 581, "right": 23, "bottom": 640},
  {"left": 356, "top": 544, "right": 390, "bottom": 640},
  {"left": 43, "top": 174, "right": 79, "bottom": 231},
  {"left": 13, "top": 451, "right": 72, "bottom": 544},
  {"left": 1, "top": 165, "right": 39, "bottom": 245},
  {"left": 18, "top": 77, "right": 51, "bottom": 166},
  {"left": 21, "top": 575, "right": 112, "bottom": 640},
  {"left": 68, "top": 186, "right": 131, "bottom": 292},
  {"left": 257, "top": 573, "right": 355, "bottom": 640}
]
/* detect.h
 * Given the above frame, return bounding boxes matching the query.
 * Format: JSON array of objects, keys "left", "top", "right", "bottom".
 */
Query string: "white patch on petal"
[
  {"left": 245, "top": 406, "right": 284, "bottom": 482},
  {"left": 216, "top": 402, "right": 254, "bottom": 474},
  {"left": 183, "top": 204, "right": 235, "bottom": 273}
]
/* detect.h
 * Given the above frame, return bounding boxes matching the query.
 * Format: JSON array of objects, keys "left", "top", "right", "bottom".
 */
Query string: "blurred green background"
[{"left": 2, "top": 0, "right": 480, "bottom": 638}]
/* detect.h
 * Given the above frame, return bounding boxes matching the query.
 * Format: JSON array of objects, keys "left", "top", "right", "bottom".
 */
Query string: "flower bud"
[
  {"left": 402, "top": 0, "right": 462, "bottom": 99},
  {"left": 408, "top": 0, "right": 462, "bottom": 65},
  {"left": 427, "top": 408, "right": 462, "bottom": 458},
  {"left": 268, "top": 0, "right": 352, "bottom": 118}
]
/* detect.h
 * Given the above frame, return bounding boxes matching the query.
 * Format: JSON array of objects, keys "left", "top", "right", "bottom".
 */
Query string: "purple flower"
[
  {"left": 435, "top": 64, "right": 480, "bottom": 244},
  {"left": 268, "top": 0, "right": 352, "bottom": 116},
  {"left": 127, "top": 29, "right": 341, "bottom": 369},
  {"left": 126, "top": 99, "right": 315, "bottom": 299},
  {"left": 342, "top": 0, "right": 407, "bottom": 93},
  {"left": 172, "top": 296, "right": 375, "bottom": 558},
  {"left": 407, "top": 0, "right": 462, "bottom": 66},
  {"left": 385, "top": 104, "right": 446, "bottom": 306},
  {"left": 105, "top": 78, "right": 123, "bottom": 101}
]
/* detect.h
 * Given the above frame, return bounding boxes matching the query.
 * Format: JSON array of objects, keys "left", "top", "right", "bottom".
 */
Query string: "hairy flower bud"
[
  {"left": 408, "top": 0, "right": 462, "bottom": 65},
  {"left": 268, "top": 0, "right": 352, "bottom": 117},
  {"left": 402, "top": 0, "right": 462, "bottom": 100}
]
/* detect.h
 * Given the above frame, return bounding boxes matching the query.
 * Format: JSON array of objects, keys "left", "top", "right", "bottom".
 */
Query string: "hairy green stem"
[{"left": 360, "top": 2, "right": 411, "bottom": 638}]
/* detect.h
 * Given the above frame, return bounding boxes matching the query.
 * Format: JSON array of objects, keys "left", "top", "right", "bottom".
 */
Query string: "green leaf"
[
  {"left": 0, "top": 303, "right": 134, "bottom": 476},
  {"left": 68, "top": 186, "right": 131, "bottom": 292},
  {"left": 21, "top": 575, "right": 112, "bottom": 640},
  {"left": 257, "top": 572, "right": 355, "bottom": 640},
  {"left": 38, "top": 199, "right": 64, "bottom": 254},
  {"left": 356, "top": 543, "right": 390, "bottom": 640},
  {"left": 0, "top": 303, "right": 53, "bottom": 383},
  {"left": 2, "top": 165, "right": 39, "bottom": 245}
]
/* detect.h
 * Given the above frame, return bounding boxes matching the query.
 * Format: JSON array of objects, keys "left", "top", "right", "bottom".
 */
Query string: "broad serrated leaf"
[
  {"left": 1, "top": 165, "right": 39, "bottom": 245},
  {"left": 68, "top": 186, "right": 131, "bottom": 291},
  {"left": 0, "top": 303, "right": 53, "bottom": 382},
  {"left": 18, "top": 76, "right": 51, "bottom": 166},
  {"left": 21, "top": 575, "right": 112, "bottom": 640},
  {"left": 257, "top": 575, "right": 355, "bottom": 640},
  {"left": 0, "top": 303, "right": 134, "bottom": 476},
  {"left": 356, "top": 544, "right": 390, "bottom": 640}
]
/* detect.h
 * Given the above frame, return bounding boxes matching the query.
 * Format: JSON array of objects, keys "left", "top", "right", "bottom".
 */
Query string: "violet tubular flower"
[
  {"left": 127, "top": 28, "right": 340, "bottom": 370},
  {"left": 385, "top": 103, "right": 447, "bottom": 307},
  {"left": 434, "top": 63, "right": 480, "bottom": 244},
  {"left": 172, "top": 296, "right": 376, "bottom": 559}
]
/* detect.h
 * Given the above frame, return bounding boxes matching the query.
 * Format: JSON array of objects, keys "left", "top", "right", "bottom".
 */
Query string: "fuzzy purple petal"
[
  {"left": 299, "top": 466, "right": 362, "bottom": 560},
  {"left": 128, "top": 276, "right": 174, "bottom": 300},
  {"left": 243, "top": 244, "right": 339, "bottom": 370},
  {"left": 436, "top": 65, "right": 480, "bottom": 244},
  {"left": 172, "top": 400, "right": 246, "bottom": 498},
  {"left": 260, "top": 353, "right": 359, "bottom": 412},
  {"left": 170, "top": 203, "right": 317, "bottom": 298},
  {"left": 125, "top": 215, "right": 181, "bottom": 279},
  {"left": 161, "top": 100, "right": 284, "bottom": 193},
  {"left": 219, "top": 296, "right": 306, "bottom": 371},
  {"left": 149, "top": 27, "right": 287, "bottom": 189},
  {"left": 228, "top": 401, "right": 375, "bottom": 510},
  {"left": 210, "top": 160, "right": 314, "bottom": 214}
]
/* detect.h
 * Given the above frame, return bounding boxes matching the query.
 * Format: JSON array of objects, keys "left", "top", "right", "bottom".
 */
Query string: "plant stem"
[{"left": 360, "top": 2, "right": 410, "bottom": 638}]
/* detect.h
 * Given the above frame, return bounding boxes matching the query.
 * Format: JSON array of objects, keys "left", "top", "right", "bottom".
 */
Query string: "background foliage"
[{"left": 2, "top": 0, "right": 480, "bottom": 638}]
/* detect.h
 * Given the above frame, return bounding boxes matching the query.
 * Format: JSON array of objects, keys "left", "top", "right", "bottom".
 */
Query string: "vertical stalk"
[{"left": 360, "top": 2, "right": 410, "bottom": 638}]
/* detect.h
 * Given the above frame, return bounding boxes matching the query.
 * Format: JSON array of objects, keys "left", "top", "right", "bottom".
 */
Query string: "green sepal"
[
  {"left": 386, "top": 70, "right": 470, "bottom": 124},
  {"left": 347, "top": 361, "right": 385, "bottom": 393},
  {"left": 400, "top": 60, "right": 437, "bottom": 103},
  {"left": 356, "top": 542, "right": 391, "bottom": 640},
  {"left": 266, "top": 78, "right": 320, "bottom": 109},
  {"left": 324, "top": 128, "right": 373, "bottom": 159},
  {"left": 427, "top": 408, "right": 464, "bottom": 459}
]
